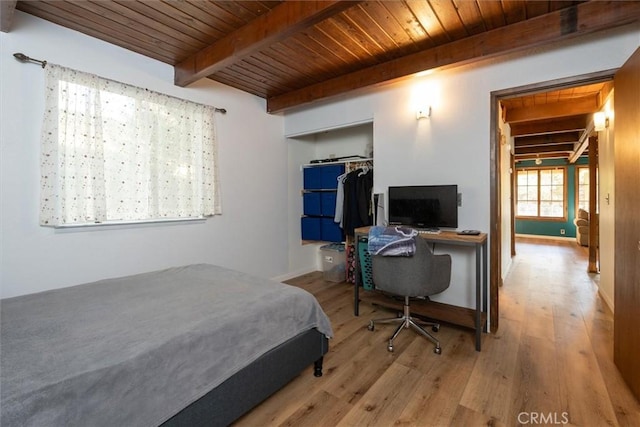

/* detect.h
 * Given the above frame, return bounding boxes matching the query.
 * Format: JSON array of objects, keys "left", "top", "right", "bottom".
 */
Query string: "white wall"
[
  {"left": 283, "top": 25, "right": 640, "bottom": 309},
  {"left": 598, "top": 95, "right": 616, "bottom": 311},
  {"left": 499, "top": 121, "right": 514, "bottom": 280},
  {"left": 0, "top": 12, "right": 287, "bottom": 298}
]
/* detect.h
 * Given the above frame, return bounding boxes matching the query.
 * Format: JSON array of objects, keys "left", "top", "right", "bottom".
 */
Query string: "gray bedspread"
[{"left": 1, "top": 264, "right": 333, "bottom": 427}]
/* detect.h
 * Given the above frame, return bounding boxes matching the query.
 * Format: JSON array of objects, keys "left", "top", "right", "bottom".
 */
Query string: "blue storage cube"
[
  {"left": 321, "top": 218, "right": 343, "bottom": 242},
  {"left": 320, "top": 164, "right": 345, "bottom": 189},
  {"left": 303, "top": 167, "right": 322, "bottom": 189},
  {"left": 321, "top": 192, "right": 337, "bottom": 216},
  {"left": 301, "top": 217, "right": 322, "bottom": 241},
  {"left": 303, "top": 192, "right": 322, "bottom": 216}
]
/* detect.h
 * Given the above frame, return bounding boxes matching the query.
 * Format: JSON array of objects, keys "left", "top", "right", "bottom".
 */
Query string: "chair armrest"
[{"left": 574, "top": 218, "right": 589, "bottom": 227}]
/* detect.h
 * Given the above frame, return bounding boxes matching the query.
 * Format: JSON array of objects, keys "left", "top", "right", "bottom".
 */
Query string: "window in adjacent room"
[
  {"left": 40, "top": 64, "right": 221, "bottom": 227},
  {"left": 576, "top": 166, "right": 590, "bottom": 212},
  {"left": 516, "top": 167, "right": 566, "bottom": 220}
]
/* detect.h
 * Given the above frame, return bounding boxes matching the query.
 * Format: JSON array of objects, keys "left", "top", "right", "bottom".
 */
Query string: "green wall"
[{"left": 515, "top": 157, "right": 588, "bottom": 238}]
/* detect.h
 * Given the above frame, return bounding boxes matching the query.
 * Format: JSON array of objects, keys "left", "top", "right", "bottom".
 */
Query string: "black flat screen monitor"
[{"left": 388, "top": 185, "right": 458, "bottom": 229}]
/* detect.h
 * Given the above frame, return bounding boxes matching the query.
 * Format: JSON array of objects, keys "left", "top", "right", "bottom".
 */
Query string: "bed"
[{"left": 1, "top": 264, "right": 332, "bottom": 427}]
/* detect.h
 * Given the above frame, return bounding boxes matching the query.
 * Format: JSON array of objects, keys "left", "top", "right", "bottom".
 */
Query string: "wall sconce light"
[
  {"left": 416, "top": 106, "right": 431, "bottom": 120},
  {"left": 593, "top": 111, "right": 609, "bottom": 131},
  {"left": 534, "top": 155, "right": 542, "bottom": 165}
]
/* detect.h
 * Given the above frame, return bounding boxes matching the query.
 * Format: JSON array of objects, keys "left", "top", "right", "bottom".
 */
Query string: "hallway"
[{"left": 499, "top": 237, "right": 639, "bottom": 426}]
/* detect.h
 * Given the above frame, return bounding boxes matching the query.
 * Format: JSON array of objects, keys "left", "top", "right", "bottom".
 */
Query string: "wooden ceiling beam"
[
  {"left": 515, "top": 152, "right": 579, "bottom": 162},
  {"left": 510, "top": 116, "right": 587, "bottom": 137},
  {"left": 511, "top": 118, "right": 587, "bottom": 138},
  {"left": 267, "top": 1, "right": 640, "bottom": 112},
  {"left": 568, "top": 121, "right": 595, "bottom": 163},
  {"left": 515, "top": 144, "right": 576, "bottom": 155},
  {"left": 505, "top": 95, "right": 600, "bottom": 123},
  {"left": 514, "top": 132, "right": 581, "bottom": 146},
  {"left": 0, "top": 0, "right": 17, "bottom": 33},
  {"left": 174, "top": 1, "right": 359, "bottom": 87}
]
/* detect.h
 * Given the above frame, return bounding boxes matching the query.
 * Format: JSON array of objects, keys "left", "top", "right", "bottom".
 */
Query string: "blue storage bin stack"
[{"left": 301, "top": 164, "right": 345, "bottom": 242}]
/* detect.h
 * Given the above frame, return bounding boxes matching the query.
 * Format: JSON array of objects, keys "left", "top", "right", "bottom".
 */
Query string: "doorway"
[
  {"left": 502, "top": 80, "right": 608, "bottom": 270},
  {"left": 488, "top": 70, "right": 615, "bottom": 333}
]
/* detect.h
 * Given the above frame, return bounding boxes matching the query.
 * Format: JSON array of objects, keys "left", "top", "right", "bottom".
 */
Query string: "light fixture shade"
[
  {"left": 416, "top": 106, "right": 431, "bottom": 120},
  {"left": 594, "top": 111, "right": 607, "bottom": 131}
]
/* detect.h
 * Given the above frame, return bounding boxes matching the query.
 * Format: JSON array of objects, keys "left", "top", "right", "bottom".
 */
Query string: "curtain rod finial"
[{"left": 13, "top": 52, "right": 29, "bottom": 62}]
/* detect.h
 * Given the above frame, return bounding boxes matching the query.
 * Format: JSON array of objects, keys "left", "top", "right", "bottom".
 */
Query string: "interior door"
[{"left": 613, "top": 47, "right": 640, "bottom": 401}]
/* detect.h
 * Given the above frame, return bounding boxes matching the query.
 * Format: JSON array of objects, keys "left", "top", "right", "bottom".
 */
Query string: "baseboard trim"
[
  {"left": 515, "top": 233, "right": 576, "bottom": 243},
  {"left": 272, "top": 267, "right": 317, "bottom": 283},
  {"left": 598, "top": 289, "right": 615, "bottom": 313}
]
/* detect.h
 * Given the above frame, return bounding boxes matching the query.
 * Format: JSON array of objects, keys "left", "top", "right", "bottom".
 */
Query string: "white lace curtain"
[{"left": 40, "top": 64, "right": 221, "bottom": 226}]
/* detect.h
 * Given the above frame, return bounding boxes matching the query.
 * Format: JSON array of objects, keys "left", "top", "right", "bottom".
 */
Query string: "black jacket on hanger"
[{"left": 342, "top": 168, "right": 373, "bottom": 236}]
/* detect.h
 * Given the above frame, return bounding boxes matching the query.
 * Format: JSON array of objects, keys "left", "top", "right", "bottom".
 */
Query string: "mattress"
[{"left": 1, "top": 264, "right": 333, "bottom": 427}]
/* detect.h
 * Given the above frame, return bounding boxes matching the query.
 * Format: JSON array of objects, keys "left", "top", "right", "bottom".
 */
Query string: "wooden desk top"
[{"left": 354, "top": 226, "right": 487, "bottom": 245}]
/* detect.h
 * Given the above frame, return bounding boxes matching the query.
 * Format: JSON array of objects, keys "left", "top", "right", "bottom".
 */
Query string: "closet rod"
[{"left": 301, "top": 157, "right": 373, "bottom": 168}]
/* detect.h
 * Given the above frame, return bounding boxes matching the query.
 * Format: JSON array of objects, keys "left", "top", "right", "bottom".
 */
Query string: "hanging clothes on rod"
[
  {"left": 341, "top": 166, "right": 373, "bottom": 236},
  {"left": 334, "top": 170, "right": 349, "bottom": 228},
  {"left": 334, "top": 159, "right": 373, "bottom": 231},
  {"left": 335, "top": 159, "right": 373, "bottom": 284}
]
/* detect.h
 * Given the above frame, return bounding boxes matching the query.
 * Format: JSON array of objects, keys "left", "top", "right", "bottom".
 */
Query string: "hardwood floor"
[{"left": 235, "top": 238, "right": 640, "bottom": 426}]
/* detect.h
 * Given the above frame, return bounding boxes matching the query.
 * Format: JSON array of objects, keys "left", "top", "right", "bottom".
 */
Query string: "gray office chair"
[{"left": 368, "top": 236, "right": 451, "bottom": 354}]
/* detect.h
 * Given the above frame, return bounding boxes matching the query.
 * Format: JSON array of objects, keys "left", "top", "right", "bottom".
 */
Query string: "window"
[
  {"left": 576, "top": 166, "right": 590, "bottom": 212},
  {"left": 40, "top": 64, "right": 221, "bottom": 226},
  {"left": 516, "top": 167, "right": 566, "bottom": 219}
]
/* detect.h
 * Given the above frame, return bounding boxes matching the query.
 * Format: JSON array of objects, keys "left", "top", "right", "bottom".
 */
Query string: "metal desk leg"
[
  {"left": 475, "top": 244, "right": 482, "bottom": 351},
  {"left": 482, "top": 240, "right": 488, "bottom": 333}
]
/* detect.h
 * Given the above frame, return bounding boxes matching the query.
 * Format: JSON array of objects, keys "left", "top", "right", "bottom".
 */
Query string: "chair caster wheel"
[
  {"left": 387, "top": 345, "right": 394, "bottom": 352},
  {"left": 432, "top": 325, "right": 440, "bottom": 332},
  {"left": 434, "top": 347, "right": 442, "bottom": 355},
  {"left": 368, "top": 322, "right": 374, "bottom": 331}
]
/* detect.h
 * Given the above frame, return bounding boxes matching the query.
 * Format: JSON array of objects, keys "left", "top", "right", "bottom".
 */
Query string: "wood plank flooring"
[{"left": 235, "top": 238, "right": 640, "bottom": 426}]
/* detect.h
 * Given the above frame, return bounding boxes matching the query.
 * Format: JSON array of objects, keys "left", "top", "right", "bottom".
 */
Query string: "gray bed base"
[{"left": 161, "top": 328, "right": 329, "bottom": 427}]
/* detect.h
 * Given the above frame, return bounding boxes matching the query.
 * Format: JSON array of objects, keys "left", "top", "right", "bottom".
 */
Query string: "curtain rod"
[
  {"left": 13, "top": 52, "right": 47, "bottom": 68},
  {"left": 12, "top": 52, "right": 227, "bottom": 114}
]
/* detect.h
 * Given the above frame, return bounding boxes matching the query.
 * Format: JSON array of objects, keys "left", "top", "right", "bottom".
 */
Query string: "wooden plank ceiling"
[
  {"left": 4, "top": 0, "right": 640, "bottom": 161},
  {"left": 502, "top": 81, "right": 614, "bottom": 162}
]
